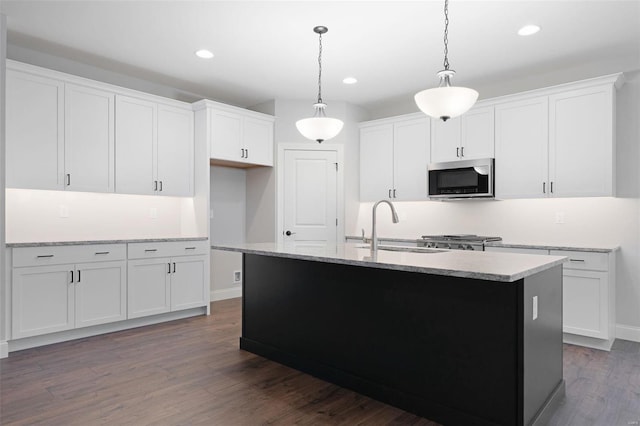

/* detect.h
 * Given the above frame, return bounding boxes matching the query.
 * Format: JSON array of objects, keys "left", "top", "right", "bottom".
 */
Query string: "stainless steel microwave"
[{"left": 428, "top": 158, "right": 495, "bottom": 199}]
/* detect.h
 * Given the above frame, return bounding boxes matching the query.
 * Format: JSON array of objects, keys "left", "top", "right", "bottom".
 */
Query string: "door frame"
[{"left": 276, "top": 143, "right": 345, "bottom": 244}]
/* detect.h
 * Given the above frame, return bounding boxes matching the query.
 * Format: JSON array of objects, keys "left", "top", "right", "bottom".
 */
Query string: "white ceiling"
[{"left": 2, "top": 1, "right": 639, "bottom": 110}]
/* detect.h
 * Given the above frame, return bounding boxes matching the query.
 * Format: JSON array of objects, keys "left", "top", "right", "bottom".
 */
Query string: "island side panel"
[
  {"left": 241, "top": 253, "right": 523, "bottom": 426},
  {"left": 522, "top": 265, "right": 564, "bottom": 425}
]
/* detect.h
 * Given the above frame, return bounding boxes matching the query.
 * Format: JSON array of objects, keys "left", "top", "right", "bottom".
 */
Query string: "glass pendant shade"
[
  {"left": 414, "top": 85, "right": 478, "bottom": 121},
  {"left": 296, "top": 103, "right": 344, "bottom": 143}
]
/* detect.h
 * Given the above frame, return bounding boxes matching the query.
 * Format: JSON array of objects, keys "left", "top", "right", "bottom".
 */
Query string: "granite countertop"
[
  {"left": 6, "top": 237, "right": 208, "bottom": 248},
  {"left": 484, "top": 241, "right": 619, "bottom": 253},
  {"left": 212, "top": 242, "right": 566, "bottom": 283}
]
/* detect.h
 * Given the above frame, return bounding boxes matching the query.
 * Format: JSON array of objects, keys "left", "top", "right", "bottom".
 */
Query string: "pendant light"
[
  {"left": 296, "top": 26, "right": 344, "bottom": 143},
  {"left": 414, "top": 0, "right": 478, "bottom": 121}
]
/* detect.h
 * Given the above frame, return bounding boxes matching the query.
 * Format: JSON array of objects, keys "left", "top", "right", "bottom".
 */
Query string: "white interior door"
[{"left": 282, "top": 149, "right": 338, "bottom": 245}]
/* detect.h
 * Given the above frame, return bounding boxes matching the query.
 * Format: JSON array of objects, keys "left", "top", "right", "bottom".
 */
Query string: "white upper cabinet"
[
  {"left": 200, "top": 101, "right": 274, "bottom": 167},
  {"left": 115, "top": 97, "right": 193, "bottom": 196},
  {"left": 156, "top": 104, "right": 194, "bottom": 196},
  {"left": 115, "top": 95, "right": 156, "bottom": 195},
  {"left": 6, "top": 70, "right": 65, "bottom": 190},
  {"left": 65, "top": 83, "right": 115, "bottom": 193},
  {"left": 360, "top": 124, "right": 394, "bottom": 201},
  {"left": 431, "top": 105, "right": 494, "bottom": 163},
  {"left": 7, "top": 61, "right": 194, "bottom": 196},
  {"left": 360, "top": 115, "right": 430, "bottom": 201},
  {"left": 495, "top": 75, "right": 621, "bottom": 199},
  {"left": 495, "top": 97, "right": 549, "bottom": 199},
  {"left": 549, "top": 85, "right": 615, "bottom": 197}
]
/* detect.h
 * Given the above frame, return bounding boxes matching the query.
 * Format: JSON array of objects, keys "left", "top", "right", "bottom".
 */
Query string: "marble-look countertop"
[
  {"left": 6, "top": 237, "right": 208, "bottom": 248},
  {"left": 484, "top": 241, "right": 619, "bottom": 253},
  {"left": 212, "top": 242, "right": 566, "bottom": 283}
]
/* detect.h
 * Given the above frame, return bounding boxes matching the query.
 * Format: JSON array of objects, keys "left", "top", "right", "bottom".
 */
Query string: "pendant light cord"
[
  {"left": 317, "top": 32, "right": 323, "bottom": 104},
  {"left": 443, "top": 0, "right": 450, "bottom": 71}
]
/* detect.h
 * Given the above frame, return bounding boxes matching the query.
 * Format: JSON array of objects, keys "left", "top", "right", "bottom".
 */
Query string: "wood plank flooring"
[{"left": 1, "top": 298, "right": 639, "bottom": 425}]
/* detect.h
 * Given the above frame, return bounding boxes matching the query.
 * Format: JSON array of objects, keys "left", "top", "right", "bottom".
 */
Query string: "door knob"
[{"left": 285, "top": 230, "right": 296, "bottom": 236}]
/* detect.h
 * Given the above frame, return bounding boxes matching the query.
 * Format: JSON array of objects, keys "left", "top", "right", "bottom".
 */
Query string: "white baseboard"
[
  {"left": 616, "top": 323, "right": 640, "bottom": 343},
  {"left": 0, "top": 341, "right": 8, "bottom": 359},
  {"left": 210, "top": 287, "right": 242, "bottom": 301}
]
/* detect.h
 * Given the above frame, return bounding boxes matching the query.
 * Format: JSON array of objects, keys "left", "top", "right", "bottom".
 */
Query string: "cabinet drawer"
[
  {"left": 485, "top": 246, "right": 549, "bottom": 255},
  {"left": 13, "top": 244, "right": 126, "bottom": 267},
  {"left": 550, "top": 250, "right": 608, "bottom": 271},
  {"left": 128, "top": 240, "right": 209, "bottom": 259}
]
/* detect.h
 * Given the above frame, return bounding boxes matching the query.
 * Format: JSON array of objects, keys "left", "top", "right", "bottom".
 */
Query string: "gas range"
[{"left": 419, "top": 234, "right": 502, "bottom": 251}]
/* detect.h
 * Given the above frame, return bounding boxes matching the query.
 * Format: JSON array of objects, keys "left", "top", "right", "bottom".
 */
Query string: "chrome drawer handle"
[
  {"left": 144, "top": 249, "right": 158, "bottom": 252},
  {"left": 569, "top": 258, "right": 585, "bottom": 262},
  {"left": 37, "top": 255, "right": 54, "bottom": 258},
  {"left": 95, "top": 251, "right": 110, "bottom": 255},
  {"left": 185, "top": 247, "right": 196, "bottom": 250}
]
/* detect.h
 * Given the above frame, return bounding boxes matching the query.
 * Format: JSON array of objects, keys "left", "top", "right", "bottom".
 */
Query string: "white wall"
[
  {"left": 209, "top": 166, "right": 246, "bottom": 299},
  {"left": 5, "top": 189, "right": 200, "bottom": 242},
  {"left": 354, "top": 71, "right": 640, "bottom": 333}
]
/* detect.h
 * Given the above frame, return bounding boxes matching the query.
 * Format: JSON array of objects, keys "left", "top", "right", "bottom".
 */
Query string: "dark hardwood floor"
[{"left": 1, "top": 298, "right": 638, "bottom": 425}]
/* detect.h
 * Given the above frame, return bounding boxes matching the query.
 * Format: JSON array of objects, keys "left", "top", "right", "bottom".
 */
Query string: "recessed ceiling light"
[
  {"left": 195, "top": 49, "right": 214, "bottom": 59},
  {"left": 518, "top": 25, "right": 540, "bottom": 36},
  {"left": 343, "top": 77, "right": 358, "bottom": 85}
]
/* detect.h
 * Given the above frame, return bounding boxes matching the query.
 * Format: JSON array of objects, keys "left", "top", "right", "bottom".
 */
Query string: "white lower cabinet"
[
  {"left": 127, "top": 241, "right": 209, "bottom": 319},
  {"left": 11, "top": 245, "right": 127, "bottom": 339},
  {"left": 485, "top": 246, "right": 616, "bottom": 349}
]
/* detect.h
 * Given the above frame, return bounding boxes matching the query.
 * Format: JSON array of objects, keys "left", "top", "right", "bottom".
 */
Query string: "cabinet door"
[
  {"left": 495, "top": 97, "right": 549, "bottom": 199},
  {"left": 157, "top": 105, "right": 194, "bottom": 196},
  {"left": 170, "top": 255, "right": 207, "bottom": 311},
  {"left": 65, "top": 83, "right": 115, "bottom": 193},
  {"left": 210, "top": 109, "right": 242, "bottom": 161},
  {"left": 549, "top": 85, "right": 614, "bottom": 197},
  {"left": 115, "top": 95, "right": 156, "bottom": 195},
  {"left": 127, "top": 258, "right": 171, "bottom": 319},
  {"left": 360, "top": 124, "right": 394, "bottom": 201},
  {"left": 243, "top": 117, "right": 274, "bottom": 166},
  {"left": 430, "top": 117, "right": 461, "bottom": 162},
  {"left": 562, "top": 269, "right": 609, "bottom": 339},
  {"left": 461, "top": 106, "right": 494, "bottom": 159},
  {"left": 75, "top": 261, "right": 127, "bottom": 328},
  {"left": 12, "top": 264, "right": 75, "bottom": 339},
  {"left": 393, "top": 117, "right": 430, "bottom": 200},
  {"left": 6, "top": 70, "right": 65, "bottom": 190}
]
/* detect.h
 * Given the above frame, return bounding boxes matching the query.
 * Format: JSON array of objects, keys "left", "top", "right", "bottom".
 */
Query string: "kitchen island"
[{"left": 213, "top": 243, "right": 566, "bottom": 426}]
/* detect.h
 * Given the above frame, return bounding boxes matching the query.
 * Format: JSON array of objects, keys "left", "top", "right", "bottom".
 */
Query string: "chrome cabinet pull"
[
  {"left": 569, "top": 258, "right": 585, "bottom": 262},
  {"left": 393, "top": 189, "right": 397, "bottom": 198},
  {"left": 154, "top": 181, "right": 158, "bottom": 191},
  {"left": 246, "top": 149, "right": 249, "bottom": 158},
  {"left": 95, "top": 251, "right": 110, "bottom": 255},
  {"left": 159, "top": 181, "right": 163, "bottom": 192},
  {"left": 185, "top": 247, "right": 196, "bottom": 250},
  {"left": 550, "top": 182, "right": 554, "bottom": 193},
  {"left": 77, "top": 270, "right": 81, "bottom": 283},
  {"left": 456, "top": 147, "right": 459, "bottom": 157},
  {"left": 66, "top": 174, "right": 71, "bottom": 186},
  {"left": 37, "top": 254, "right": 54, "bottom": 258},
  {"left": 145, "top": 249, "right": 158, "bottom": 252},
  {"left": 70, "top": 270, "right": 74, "bottom": 283},
  {"left": 388, "top": 189, "right": 392, "bottom": 198},
  {"left": 543, "top": 182, "right": 546, "bottom": 194},
  {"left": 241, "top": 148, "right": 245, "bottom": 158},
  {"left": 460, "top": 146, "right": 464, "bottom": 157},
  {"left": 168, "top": 262, "right": 171, "bottom": 274},
  {"left": 173, "top": 262, "right": 176, "bottom": 273}
]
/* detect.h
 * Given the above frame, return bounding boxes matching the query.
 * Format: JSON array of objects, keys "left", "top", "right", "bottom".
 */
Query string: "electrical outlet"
[
  {"left": 149, "top": 208, "right": 158, "bottom": 219},
  {"left": 233, "top": 270, "right": 242, "bottom": 283},
  {"left": 59, "top": 205, "right": 69, "bottom": 218},
  {"left": 210, "top": 209, "right": 214, "bottom": 219},
  {"left": 555, "top": 212, "right": 565, "bottom": 224},
  {"left": 532, "top": 296, "right": 538, "bottom": 320}
]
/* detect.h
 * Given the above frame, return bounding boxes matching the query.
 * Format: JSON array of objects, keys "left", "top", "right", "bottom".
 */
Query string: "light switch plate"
[
  {"left": 149, "top": 208, "right": 158, "bottom": 219},
  {"left": 532, "top": 296, "right": 538, "bottom": 320},
  {"left": 59, "top": 205, "right": 69, "bottom": 218}
]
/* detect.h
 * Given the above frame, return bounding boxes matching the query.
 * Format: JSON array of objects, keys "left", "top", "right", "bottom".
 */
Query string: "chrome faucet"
[{"left": 371, "top": 200, "right": 399, "bottom": 252}]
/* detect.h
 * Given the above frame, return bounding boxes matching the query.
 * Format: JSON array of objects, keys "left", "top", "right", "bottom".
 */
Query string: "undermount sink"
[{"left": 355, "top": 244, "right": 445, "bottom": 254}]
